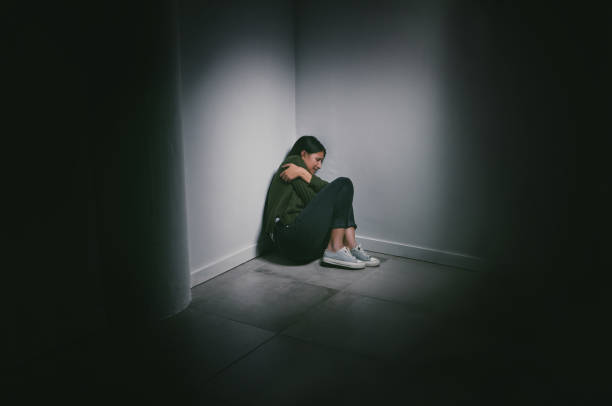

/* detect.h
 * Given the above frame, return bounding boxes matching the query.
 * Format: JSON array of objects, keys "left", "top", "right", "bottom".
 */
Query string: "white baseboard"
[
  {"left": 190, "top": 243, "right": 258, "bottom": 287},
  {"left": 357, "top": 235, "right": 487, "bottom": 271},
  {"left": 190, "top": 237, "right": 486, "bottom": 287}
]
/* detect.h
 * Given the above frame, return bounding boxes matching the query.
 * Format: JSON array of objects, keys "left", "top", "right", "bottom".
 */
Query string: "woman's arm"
[
  {"left": 290, "top": 177, "right": 317, "bottom": 206},
  {"left": 279, "top": 154, "right": 328, "bottom": 193},
  {"left": 277, "top": 158, "right": 317, "bottom": 205},
  {"left": 279, "top": 163, "right": 312, "bottom": 183}
]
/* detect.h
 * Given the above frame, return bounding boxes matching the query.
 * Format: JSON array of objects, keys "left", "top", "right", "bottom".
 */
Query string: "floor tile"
[
  {"left": 282, "top": 291, "right": 434, "bottom": 362},
  {"left": 191, "top": 268, "right": 338, "bottom": 331},
  {"left": 152, "top": 307, "right": 275, "bottom": 387},
  {"left": 346, "top": 256, "right": 483, "bottom": 312},
  {"left": 254, "top": 251, "right": 377, "bottom": 290},
  {"left": 200, "top": 335, "right": 411, "bottom": 405}
]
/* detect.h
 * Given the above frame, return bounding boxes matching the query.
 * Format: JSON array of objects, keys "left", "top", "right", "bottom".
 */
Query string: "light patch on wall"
[
  {"left": 180, "top": 14, "right": 296, "bottom": 274},
  {"left": 296, "top": 3, "right": 449, "bottom": 252}
]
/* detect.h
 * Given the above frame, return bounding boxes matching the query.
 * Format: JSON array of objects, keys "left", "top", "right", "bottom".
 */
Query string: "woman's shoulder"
[{"left": 283, "top": 154, "right": 305, "bottom": 167}]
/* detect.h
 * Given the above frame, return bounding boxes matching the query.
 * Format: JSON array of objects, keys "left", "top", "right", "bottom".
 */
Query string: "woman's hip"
[{"left": 275, "top": 221, "right": 328, "bottom": 262}]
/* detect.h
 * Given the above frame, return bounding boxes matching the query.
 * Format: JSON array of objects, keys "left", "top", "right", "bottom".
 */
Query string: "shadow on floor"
[{"left": 11, "top": 251, "right": 604, "bottom": 405}]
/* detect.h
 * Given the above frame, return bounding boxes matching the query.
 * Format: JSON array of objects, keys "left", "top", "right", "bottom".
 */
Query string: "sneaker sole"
[
  {"left": 352, "top": 256, "right": 380, "bottom": 267},
  {"left": 322, "top": 257, "right": 366, "bottom": 269}
]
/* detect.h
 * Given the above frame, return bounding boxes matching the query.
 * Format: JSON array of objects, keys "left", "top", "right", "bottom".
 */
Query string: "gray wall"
[
  {"left": 179, "top": 0, "right": 296, "bottom": 284},
  {"left": 295, "top": 0, "right": 579, "bottom": 268}
]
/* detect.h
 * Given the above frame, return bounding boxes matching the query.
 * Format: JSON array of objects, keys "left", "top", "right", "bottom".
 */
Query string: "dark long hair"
[{"left": 286, "top": 135, "right": 326, "bottom": 158}]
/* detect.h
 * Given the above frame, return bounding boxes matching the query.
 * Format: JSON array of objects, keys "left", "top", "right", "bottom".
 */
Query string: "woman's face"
[{"left": 301, "top": 150, "right": 325, "bottom": 175}]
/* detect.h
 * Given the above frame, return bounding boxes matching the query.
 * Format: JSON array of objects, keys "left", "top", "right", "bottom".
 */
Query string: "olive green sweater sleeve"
[
  {"left": 284, "top": 155, "right": 329, "bottom": 205},
  {"left": 309, "top": 171, "right": 329, "bottom": 193}
]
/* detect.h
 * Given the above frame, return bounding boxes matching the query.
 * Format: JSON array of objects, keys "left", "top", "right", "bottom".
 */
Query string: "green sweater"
[{"left": 263, "top": 154, "right": 329, "bottom": 238}]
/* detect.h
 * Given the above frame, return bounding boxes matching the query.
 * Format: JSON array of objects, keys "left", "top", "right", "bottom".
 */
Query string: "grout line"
[
  {"left": 198, "top": 289, "right": 346, "bottom": 386},
  {"left": 201, "top": 331, "right": 281, "bottom": 386},
  {"left": 190, "top": 255, "right": 460, "bottom": 385},
  {"left": 203, "top": 260, "right": 350, "bottom": 294},
  {"left": 371, "top": 250, "right": 483, "bottom": 273},
  {"left": 201, "top": 329, "right": 400, "bottom": 389},
  {"left": 190, "top": 286, "right": 340, "bottom": 337},
  {"left": 276, "top": 289, "right": 343, "bottom": 332},
  {"left": 337, "top": 290, "right": 434, "bottom": 314},
  {"left": 185, "top": 308, "right": 276, "bottom": 334},
  {"left": 195, "top": 285, "right": 346, "bottom": 384}
]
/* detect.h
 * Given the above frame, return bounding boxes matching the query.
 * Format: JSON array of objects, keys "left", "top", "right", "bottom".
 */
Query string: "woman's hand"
[{"left": 280, "top": 163, "right": 306, "bottom": 182}]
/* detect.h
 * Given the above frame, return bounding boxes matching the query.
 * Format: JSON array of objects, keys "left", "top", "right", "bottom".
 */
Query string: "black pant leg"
[{"left": 277, "top": 177, "right": 356, "bottom": 262}]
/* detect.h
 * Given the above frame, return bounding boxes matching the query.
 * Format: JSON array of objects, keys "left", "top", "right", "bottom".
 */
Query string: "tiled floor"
[{"left": 13, "top": 251, "right": 599, "bottom": 405}]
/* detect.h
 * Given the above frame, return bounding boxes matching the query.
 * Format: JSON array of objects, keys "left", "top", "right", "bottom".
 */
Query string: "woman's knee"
[{"left": 332, "top": 177, "right": 353, "bottom": 190}]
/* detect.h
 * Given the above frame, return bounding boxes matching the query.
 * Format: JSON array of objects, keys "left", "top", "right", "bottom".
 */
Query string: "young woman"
[{"left": 263, "top": 135, "right": 379, "bottom": 269}]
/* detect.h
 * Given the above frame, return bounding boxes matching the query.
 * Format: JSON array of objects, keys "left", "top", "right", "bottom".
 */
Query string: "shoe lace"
[
  {"left": 341, "top": 247, "right": 356, "bottom": 258},
  {"left": 352, "top": 244, "right": 370, "bottom": 259}
]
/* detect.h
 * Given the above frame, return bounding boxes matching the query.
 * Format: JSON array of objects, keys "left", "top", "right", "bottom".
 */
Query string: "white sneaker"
[
  {"left": 350, "top": 244, "right": 380, "bottom": 267},
  {"left": 322, "top": 247, "right": 366, "bottom": 269}
]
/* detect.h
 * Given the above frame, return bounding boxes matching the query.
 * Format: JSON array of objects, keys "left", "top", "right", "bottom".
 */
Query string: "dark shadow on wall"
[
  {"left": 8, "top": 0, "right": 191, "bottom": 370},
  {"left": 256, "top": 172, "right": 278, "bottom": 256},
  {"left": 256, "top": 147, "right": 294, "bottom": 257}
]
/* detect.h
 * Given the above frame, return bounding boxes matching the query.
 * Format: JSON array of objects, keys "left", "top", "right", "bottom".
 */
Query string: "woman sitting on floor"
[{"left": 262, "top": 135, "right": 379, "bottom": 269}]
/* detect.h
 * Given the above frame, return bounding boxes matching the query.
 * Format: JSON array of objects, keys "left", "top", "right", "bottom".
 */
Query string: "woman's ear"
[{"left": 300, "top": 150, "right": 307, "bottom": 159}]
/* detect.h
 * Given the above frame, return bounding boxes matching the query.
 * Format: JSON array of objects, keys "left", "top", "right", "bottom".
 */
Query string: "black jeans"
[{"left": 275, "top": 177, "right": 357, "bottom": 263}]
